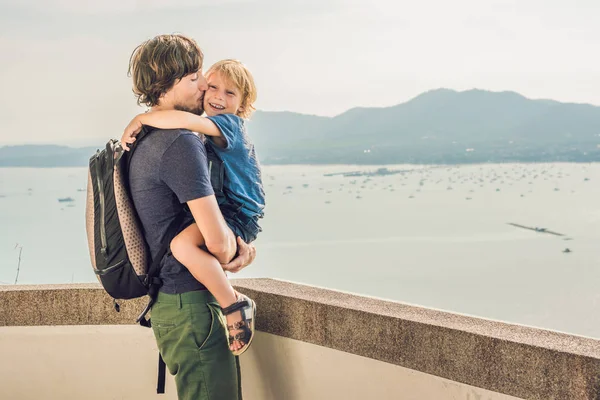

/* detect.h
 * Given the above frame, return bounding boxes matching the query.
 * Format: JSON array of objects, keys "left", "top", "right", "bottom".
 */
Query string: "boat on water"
[
  {"left": 507, "top": 222, "right": 565, "bottom": 236},
  {"left": 57, "top": 197, "right": 75, "bottom": 203}
]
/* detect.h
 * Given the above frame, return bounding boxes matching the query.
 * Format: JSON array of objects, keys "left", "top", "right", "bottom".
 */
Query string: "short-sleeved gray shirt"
[{"left": 129, "top": 129, "right": 214, "bottom": 294}]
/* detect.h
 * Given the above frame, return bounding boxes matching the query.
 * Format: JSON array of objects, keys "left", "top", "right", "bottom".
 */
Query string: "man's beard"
[{"left": 174, "top": 101, "right": 204, "bottom": 116}]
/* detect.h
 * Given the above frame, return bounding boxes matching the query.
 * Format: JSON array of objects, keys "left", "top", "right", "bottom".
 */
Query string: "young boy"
[{"left": 121, "top": 59, "right": 264, "bottom": 355}]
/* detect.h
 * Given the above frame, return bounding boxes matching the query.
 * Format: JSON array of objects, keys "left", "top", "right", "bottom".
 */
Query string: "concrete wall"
[
  {"left": 1, "top": 280, "right": 599, "bottom": 400},
  {"left": 0, "top": 325, "right": 179, "bottom": 400},
  {"left": 0, "top": 326, "right": 518, "bottom": 400},
  {"left": 241, "top": 332, "right": 521, "bottom": 400}
]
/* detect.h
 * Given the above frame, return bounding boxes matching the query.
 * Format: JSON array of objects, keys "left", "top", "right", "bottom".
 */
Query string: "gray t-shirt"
[{"left": 129, "top": 129, "right": 214, "bottom": 294}]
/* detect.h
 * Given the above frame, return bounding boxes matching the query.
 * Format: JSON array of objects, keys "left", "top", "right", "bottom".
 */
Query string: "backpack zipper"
[
  {"left": 95, "top": 259, "right": 125, "bottom": 275},
  {"left": 95, "top": 151, "right": 108, "bottom": 258}
]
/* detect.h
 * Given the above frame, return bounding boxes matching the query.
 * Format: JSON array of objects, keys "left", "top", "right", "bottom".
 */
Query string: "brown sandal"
[{"left": 221, "top": 293, "right": 256, "bottom": 356}]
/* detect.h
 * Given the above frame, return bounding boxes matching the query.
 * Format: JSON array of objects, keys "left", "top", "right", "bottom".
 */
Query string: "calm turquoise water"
[{"left": 1, "top": 163, "right": 599, "bottom": 338}]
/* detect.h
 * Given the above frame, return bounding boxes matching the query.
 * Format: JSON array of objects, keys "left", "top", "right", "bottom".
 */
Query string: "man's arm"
[{"left": 187, "top": 195, "right": 236, "bottom": 264}]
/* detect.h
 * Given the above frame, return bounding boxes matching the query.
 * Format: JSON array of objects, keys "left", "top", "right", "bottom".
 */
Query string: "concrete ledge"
[
  {"left": 0, "top": 283, "right": 148, "bottom": 325},
  {"left": 2, "top": 279, "right": 600, "bottom": 400}
]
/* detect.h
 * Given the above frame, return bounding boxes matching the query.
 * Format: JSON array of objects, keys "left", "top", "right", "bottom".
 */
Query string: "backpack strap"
[
  {"left": 134, "top": 173, "right": 185, "bottom": 396},
  {"left": 125, "top": 125, "right": 153, "bottom": 177},
  {"left": 136, "top": 211, "right": 185, "bottom": 325},
  {"left": 123, "top": 125, "right": 183, "bottom": 395},
  {"left": 157, "top": 353, "right": 167, "bottom": 394}
]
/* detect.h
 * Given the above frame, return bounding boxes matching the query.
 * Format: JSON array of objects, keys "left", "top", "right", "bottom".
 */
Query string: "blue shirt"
[
  {"left": 206, "top": 114, "right": 265, "bottom": 219},
  {"left": 129, "top": 129, "right": 213, "bottom": 294}
]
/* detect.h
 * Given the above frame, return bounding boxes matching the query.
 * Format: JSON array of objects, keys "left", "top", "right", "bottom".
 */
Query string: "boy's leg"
[
  {"left": 171, "top": 224, "right": 237, "bottom": 307},
  {"left": 170, "top": 223, "right": 249, "bottom": 353},
  {"left": 151, "top": 291, "right": 241, "bottom": 400}
]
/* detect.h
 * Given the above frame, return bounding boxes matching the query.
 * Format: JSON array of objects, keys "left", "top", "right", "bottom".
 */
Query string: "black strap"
[
  {"left": 125, "top": 125, "right": 153, "bottom": 177},
  {"left": 138, "top": 316, "right": 151, "bottom": 328},
  {"left": 136, "top": 212, "right": 185, "bottom": 325},
  {"left": 222, "top": 299, "right": 249, "bottom": 316},
  {"left": 147, "top": 213, "right": 184, "bottom": 286},
  {"left": 235, "top": 356, "right": 243, "bottom": 400},
  {"left": 157, "top": 353, "right": 166, "bottom": 394},
  {"left": 124, "top": 125, "right": 175, "bottom": 395}
]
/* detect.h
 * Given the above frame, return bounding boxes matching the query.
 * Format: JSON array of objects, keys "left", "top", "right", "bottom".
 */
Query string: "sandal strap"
[
  {"left": 229, "top": 332, "right": 247, "bottom": 342},
  {"left": 229, "top": 325, "right": 252, "bottom": 344},
  {"left": 227, "top": 320, "right": 247, "bottom": 330},
  {"left": 222, "top": 299, "right": 249, "bottom": 315}
]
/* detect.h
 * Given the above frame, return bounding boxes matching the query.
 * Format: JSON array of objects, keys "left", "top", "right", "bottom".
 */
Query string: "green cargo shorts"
[{"left": 151, "top": 290, "right": 242, "bottom": 400}]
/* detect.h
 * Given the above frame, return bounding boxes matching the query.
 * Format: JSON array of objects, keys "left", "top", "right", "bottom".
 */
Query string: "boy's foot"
[
  {"left": 221, "top": 292, "right": 256, "bottom": 356},
  {"left": 226, "top": 309, "right": 244, "bottom": 352}
]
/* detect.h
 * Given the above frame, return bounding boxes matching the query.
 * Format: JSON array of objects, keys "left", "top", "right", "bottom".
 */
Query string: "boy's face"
[
  {"left": 163, "top": 70, "right": 207, "bottom": 115},
  {"left": 203, "top": 72, "right": 243, "bottom": 117}
]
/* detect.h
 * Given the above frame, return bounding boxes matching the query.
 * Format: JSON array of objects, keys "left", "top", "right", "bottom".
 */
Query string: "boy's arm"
[
  {"left": 141, "top": 111, "right": 222, "bottom": 136},
  {"left": 121, "top": 111, "right": 223, "bottom": 150}
]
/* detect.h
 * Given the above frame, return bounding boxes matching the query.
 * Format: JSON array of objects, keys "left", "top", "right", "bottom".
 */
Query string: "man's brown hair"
[{"left": 128, "top": 34, "right": 204, "bottom": 107}]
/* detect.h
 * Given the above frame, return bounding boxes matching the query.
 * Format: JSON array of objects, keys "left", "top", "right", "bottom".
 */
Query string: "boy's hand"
[
  {"left": 121, "top": 117, "right": 143, "bottom": 151},
  {"left": 222, "top": 237, "right": 256, "bottom": 273}
]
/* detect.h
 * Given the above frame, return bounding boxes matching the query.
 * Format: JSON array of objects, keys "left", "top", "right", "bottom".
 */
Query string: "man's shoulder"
[
  {"left": 136, "top": 128, "right": 203, "bottom": 155},
  {"left": 149, "top": 127, "right": 196, "bottom": 135},
  {"left": 143, "top": 127, "right": 200, "bottom": 145}
]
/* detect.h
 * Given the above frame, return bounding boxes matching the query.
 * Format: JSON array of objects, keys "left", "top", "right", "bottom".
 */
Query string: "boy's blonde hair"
[{"left": 206, "top": 59, "right": 257, "bottom": 119}]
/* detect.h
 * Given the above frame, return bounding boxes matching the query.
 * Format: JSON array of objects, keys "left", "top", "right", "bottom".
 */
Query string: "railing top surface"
[
  {"left": 234, "top": 278, "right": 600, "bottom": 359},
  {"left": 2, "top": 279, "right": 599, "bottom": 358}
]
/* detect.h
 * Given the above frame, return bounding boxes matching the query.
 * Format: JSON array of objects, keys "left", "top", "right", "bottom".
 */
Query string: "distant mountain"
[
  {"left": 248, "top": 88, "right": 600, "bottom": 164},
  {"left": 0, "top": 144, "right": 98, "bottom": 167},
  {"left": 2, "top": 88, "right": 600, "bottom": 166}
]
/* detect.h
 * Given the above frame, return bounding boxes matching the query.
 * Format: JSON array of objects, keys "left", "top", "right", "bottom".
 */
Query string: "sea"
[{"left": 1, "top": 163, "right": 599, "bottom": 339}]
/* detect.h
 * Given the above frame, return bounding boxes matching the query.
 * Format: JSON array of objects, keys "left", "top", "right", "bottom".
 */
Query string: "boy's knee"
[{"left": 170, "top": 235, "right": 184, "bottom": 258}]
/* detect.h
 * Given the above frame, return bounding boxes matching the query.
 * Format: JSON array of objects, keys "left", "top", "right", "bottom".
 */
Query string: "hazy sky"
[{"left": 1, "top": 0, "right": 599, "bottom": 145}]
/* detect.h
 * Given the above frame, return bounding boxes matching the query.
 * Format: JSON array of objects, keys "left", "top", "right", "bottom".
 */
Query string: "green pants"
[{"left": 151, "top": 290, "right": 242, "bottom": 400}]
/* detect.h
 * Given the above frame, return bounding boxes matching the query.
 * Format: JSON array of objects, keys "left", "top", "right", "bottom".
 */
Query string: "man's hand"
[
  {"left": 121, "top": 116, "right": 144, "bottom": 151},
  {"left": 222, "top": 236, "right": 256, "bottom": 273}
]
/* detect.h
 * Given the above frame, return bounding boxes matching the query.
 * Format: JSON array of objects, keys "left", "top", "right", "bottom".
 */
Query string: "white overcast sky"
[{"left": 0, "top": 0, "right": 599, "bottom": 145}]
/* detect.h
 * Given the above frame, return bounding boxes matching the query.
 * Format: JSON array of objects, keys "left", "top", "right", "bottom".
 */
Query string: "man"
[{"left": 127, "top": 34, "right": 255, "bottom": 400}]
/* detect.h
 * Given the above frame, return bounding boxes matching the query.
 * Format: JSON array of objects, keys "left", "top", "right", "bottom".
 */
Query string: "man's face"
[{"left": 164, "top": 70, "right": 208, "bottom": 115}]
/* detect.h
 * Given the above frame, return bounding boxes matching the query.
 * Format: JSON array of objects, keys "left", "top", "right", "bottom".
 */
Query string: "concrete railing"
[{"left": 1, "top": 279, "right": 599, "bottom": 399}]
